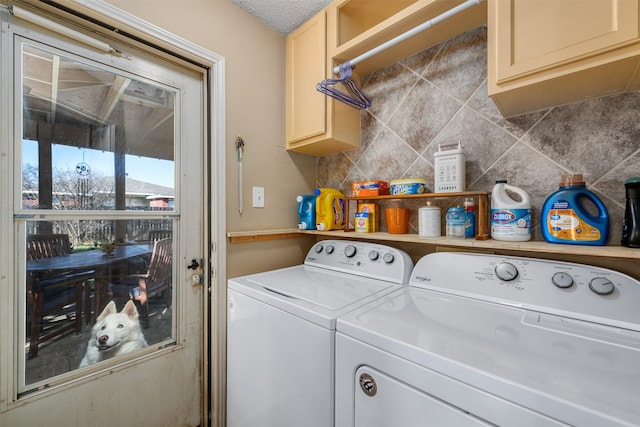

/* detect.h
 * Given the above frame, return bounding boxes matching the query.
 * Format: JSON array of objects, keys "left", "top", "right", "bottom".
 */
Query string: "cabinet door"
[
  {"left": 286, "top": 11, "right": 327, "bottom": 144},
  {"left": 493, "top": 0, "right": 640, "bottom": 84}
]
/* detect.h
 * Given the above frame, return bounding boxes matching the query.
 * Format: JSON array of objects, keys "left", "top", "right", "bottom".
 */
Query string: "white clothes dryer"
[
  {"left": 336, "top": 252, "right": 640, "bottom": 427},
  {"left": 227, "top": 240, "right": 413, "bottom": 427}
]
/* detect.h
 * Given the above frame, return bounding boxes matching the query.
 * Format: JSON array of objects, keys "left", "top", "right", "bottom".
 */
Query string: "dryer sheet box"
[{"left": 352, "top": 181, "right": 389, "bottom": 197}]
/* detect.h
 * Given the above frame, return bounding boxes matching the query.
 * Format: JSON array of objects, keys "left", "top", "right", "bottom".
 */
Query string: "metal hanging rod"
[{"left": 333, "top": 0, "right": 482, "bottom": 75}]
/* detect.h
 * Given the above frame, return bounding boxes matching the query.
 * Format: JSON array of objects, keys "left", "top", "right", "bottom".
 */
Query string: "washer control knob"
[
  {"left": 589, "top": 277, "right": 614, "bottom": 295},
  {"left": 494, "top": 262, "right": 519, "bottom": 281},
  {"left": 368, "top": 250, "right": 379, "bottom": 261},
  {"left": 314, "top": 244, "right": 323, "bottom": 253},
  {"left": 344, "top": 245, "right": 357, "bottom": 257},
  {"left": 325, "top": 244, "right": 334, "bottom": 254},
  {"left": 382, "top": 253, "right": 395, "bottom": 264},
  {"left": 552, "top": 272, "right": 574, "bottom": 289}
]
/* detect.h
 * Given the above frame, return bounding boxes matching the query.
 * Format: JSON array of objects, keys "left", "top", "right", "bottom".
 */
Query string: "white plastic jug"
[{"left": 491, "top": 180, "right": 531, "bottom": 241}]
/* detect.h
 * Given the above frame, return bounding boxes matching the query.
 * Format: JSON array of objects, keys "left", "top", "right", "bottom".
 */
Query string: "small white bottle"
[{"left": 419, "top": 202, "right": 441, "bottom": 237}]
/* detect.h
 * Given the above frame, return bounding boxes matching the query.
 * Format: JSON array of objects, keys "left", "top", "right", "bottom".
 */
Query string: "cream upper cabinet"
[
  {"left": 285, "top": 0, "right": 487, "bottom": 156},
  {"left": 285, "top": 0, "right": 487, "bottom": 155},
  {"left": 489, "top": 0, "right": 640, "bottom": 117},
  {"left": 286, "top": 9, "right": 360, "bottom": 156}
]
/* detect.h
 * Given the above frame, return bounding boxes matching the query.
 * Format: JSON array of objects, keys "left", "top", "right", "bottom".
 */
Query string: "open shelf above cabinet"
[{"left": 328, "top": 0, "right": 488, "bottom": 76}]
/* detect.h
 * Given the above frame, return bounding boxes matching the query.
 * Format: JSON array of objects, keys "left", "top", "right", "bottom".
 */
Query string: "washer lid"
[
  {"left": 229, "top": 265, "right": 402, "bottom": 329},
  {"left": 337, "top": 287, "right": 640, "bottom": 427}
]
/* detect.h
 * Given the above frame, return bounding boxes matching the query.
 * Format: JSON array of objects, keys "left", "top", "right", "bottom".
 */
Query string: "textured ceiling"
[{"left": 231, "top": 0, "right": 332, "bottom": 35}]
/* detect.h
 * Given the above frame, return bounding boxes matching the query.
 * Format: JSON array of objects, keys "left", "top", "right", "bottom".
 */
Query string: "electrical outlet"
[{"left": 253, "top": 187, "right": 265, "bottom": 208}]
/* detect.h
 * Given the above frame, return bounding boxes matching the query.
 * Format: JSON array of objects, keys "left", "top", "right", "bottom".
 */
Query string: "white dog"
[{"left": 80, "top": 300, "right": 148, "bottom": 368}]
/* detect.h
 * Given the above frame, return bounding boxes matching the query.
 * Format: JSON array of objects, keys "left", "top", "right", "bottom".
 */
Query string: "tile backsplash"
[{"left": 316, "top": 25, "right": 640, "bottom": 243}]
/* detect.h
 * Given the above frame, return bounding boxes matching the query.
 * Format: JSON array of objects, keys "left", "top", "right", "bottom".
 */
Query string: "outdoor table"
[{"left": 26, "top": 244, "right": 153, "bottom": 322}]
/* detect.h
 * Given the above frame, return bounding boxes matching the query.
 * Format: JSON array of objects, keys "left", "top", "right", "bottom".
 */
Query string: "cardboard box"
[
  {"left": 357, "top": 203, "right": 378, "bottom": 232},
  {"left": 355, "top": 212, "right": 369, "bottom": 233},
  {"left": 351, "top": 180, "right": 389, "bottom": 197}
]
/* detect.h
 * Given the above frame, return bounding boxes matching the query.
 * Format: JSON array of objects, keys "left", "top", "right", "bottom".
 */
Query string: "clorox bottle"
[
  {"left": 491, "top": 180, "right": 531, "bottom": 241},
  {"left": 541, "top": 174, "right": 609, "bottom": 245},
  {"left": 315, "top": 188, "right": 346, "bottom": 231}
]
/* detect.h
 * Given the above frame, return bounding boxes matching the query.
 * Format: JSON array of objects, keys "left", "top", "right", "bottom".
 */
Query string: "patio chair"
[
  {"left": 149, "top": 229, "right": 172, "bottom": 242},
  {"left": 26, "top": 234, "right": 94, "bottom": 359},
  {"left": 108, "top": 238, "right": 173, "bottom": 328}
]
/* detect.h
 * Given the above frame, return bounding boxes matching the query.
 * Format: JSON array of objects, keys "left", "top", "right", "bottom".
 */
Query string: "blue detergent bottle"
[
  {"left": 541, "top": 174, "right": 609, "bottom": 245},
  {"left": 296, "top": 194, "right": 316, "bottom": 230}
]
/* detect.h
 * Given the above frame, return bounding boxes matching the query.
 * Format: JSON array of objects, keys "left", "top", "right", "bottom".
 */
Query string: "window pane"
[
  {"left": 24, "top": 219, "right": 175, "bottom": 387},
  {"left": 21, "top": 45, "right": 175, "bottom": 211}
]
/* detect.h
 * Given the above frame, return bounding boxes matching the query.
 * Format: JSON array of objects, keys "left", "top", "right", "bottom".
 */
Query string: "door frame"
[{"left": 4, "top": 1, "right": 227, "bottom": 425}]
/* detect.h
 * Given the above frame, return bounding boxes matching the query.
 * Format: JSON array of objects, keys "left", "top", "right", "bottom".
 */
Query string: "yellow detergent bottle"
[{"left": 315, "top": 188, "right": 347, "bottom": 231}]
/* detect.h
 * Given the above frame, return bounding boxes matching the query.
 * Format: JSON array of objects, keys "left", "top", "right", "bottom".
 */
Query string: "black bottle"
[{"left": 621, "top": 177, "right": 640, "bottom": 248}]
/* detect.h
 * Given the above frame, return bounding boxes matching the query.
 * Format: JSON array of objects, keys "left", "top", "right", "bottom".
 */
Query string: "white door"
[{"left": 1, "top": 7, "right": 207, "bottom": 426}]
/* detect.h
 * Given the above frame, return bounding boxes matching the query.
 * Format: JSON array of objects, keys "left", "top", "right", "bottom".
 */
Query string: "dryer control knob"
[
  {"left": 325, "top": 244, "right": 335, "bottom": 254},
  {"left": 345, "top": 245, "right": 357, "bottom": 257},
  {"left": 589, "top": 277, "right": 614, "bottom": 295},
  {"left": 314, "top": 245, "right": 323, "bottom": 253},
  {"left": 495, "top": 262, "right": 518, "bottom": 281},
  {"left": 368, "top": 250, "right": 379, "bottom": 261},
  {"left": 382, "top": 253, "right": 395, "bottom": 264},
  {"left": 552, "top": 272, "right": 574, "bottom": 289}
]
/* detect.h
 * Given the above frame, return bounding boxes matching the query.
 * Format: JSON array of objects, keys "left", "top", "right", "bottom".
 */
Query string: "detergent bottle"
[
  {"left": 541, "top": 174, "right": 609, "bottom": 245},
  {"left": 491, "top": 180, "right": 531, "bottom": 241},
  {"left": 622, "top": 177, "right": 640, "bottom": 247},
  {"left": 315, "top": 188, "right": 347, "bottom": 231},
  {"left": 296, "top": 194, "right": 316, "bottom": 230}
]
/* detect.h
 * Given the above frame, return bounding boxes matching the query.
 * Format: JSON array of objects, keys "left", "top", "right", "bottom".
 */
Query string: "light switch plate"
[{"left": 252, "top": 187, "right": 264, "bottom": 208}]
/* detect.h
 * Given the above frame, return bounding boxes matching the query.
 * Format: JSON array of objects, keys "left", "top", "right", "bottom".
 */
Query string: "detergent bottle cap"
[
  {"left": 625, "top": 176, "right": 640, "bottom": 185},
  {"left": 314, "top": 188, "right": 321, "bottom": 196},
  {"left": 560, "top": 174, "right": 585, "bottom": 187}
]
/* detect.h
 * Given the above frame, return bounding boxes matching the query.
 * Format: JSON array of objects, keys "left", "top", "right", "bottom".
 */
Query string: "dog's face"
[{"left": 92, "top": 300, "right": 140, "bottom": 353}]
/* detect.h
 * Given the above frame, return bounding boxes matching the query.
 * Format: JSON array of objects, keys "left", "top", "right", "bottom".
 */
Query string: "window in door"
[{"left": 17, "top": 41, "right": 181, "bottom": 390}]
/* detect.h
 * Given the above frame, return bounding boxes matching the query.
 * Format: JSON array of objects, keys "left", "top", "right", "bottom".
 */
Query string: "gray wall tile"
[{"left": 316, "top": 25, "right": 639, "bottom": 244}]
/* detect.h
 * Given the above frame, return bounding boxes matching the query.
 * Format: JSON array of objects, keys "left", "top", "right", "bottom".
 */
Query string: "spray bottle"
[{"left": 463, "top": 197, "right": 476, "bottom": 238}]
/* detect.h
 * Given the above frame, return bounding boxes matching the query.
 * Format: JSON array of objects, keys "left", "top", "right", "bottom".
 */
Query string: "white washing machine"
[
  {"left": 227, "top": 240, "right": 413, "bottom": 427},
  {"left": 336, "top": 252, "right": 640, "bottom": 427}
]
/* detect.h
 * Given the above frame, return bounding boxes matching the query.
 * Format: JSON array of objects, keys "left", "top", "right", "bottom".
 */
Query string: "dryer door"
[{"left": 353, "top": 366, "right": 491, "bottom": 427}]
